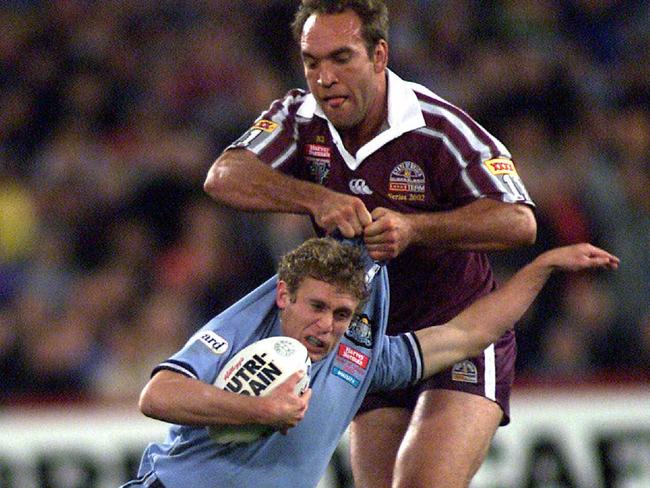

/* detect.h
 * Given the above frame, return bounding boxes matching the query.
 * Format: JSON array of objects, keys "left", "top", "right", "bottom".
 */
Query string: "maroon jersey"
[{"left": 228, "top": 70, "right": 534, "bottom": 335}]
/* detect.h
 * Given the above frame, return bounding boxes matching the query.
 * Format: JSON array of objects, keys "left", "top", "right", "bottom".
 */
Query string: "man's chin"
[
  {"left": 320, "top": 108, "right": 360, "bottom": 131},
  {"left": 305, "top": 344, "right": 332, "bottom": 361}
]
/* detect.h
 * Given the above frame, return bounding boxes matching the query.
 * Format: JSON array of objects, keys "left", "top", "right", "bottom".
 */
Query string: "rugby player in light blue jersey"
[{"left": 121, "top": 238, "right": 617, "bottom": 488}]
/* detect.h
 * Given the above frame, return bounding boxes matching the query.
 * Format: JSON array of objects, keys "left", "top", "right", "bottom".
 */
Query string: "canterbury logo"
[{"left": 349, "top": 179, "right": 373, "bottom": 195}]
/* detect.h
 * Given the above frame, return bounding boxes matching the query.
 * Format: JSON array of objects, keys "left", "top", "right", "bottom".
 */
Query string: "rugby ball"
[{"left": 209, "top": 336, "right": 311, "bottom": 443}]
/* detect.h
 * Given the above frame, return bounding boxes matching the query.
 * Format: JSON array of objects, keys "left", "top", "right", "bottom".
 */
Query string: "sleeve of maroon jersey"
[
  {"left": 419, "top": 95, "right": 535, "bottom": 208},
  {"left": 227, "top": 89, "right": 306, "bottom": 175}
]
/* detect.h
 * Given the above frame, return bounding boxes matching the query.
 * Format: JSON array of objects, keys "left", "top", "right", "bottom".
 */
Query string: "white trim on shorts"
[{"left": 483, "top": 343, "right": 496, "bottom": 401}]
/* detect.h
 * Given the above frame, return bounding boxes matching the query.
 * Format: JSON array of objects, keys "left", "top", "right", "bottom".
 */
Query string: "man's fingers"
[
  {"left": 287, "top": 371, "right": 305, "bottom": 387},
  {"left": 356, "top": 203, "right": 373, "bottom": 228},
  {"left": 336, "top": 221, "right": 357, "bottom": 238},
  {"left": 302, "top": 388, "right": 312, "bottom": 402},
  {"left": 274, "top": 371, "right": 304, "bottom": 394},
  {"left": 584, "top": 246, "right": 620, "bottom": 268}
]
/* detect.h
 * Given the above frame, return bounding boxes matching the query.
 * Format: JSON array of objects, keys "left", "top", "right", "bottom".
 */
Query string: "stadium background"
[{"left": 0, "top": 1, "right": 649, "bottom": 487}]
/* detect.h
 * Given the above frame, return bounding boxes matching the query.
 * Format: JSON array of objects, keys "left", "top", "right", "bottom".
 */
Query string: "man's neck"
[
  {"left": 341, "top": 113, "right": 388, "bottom": 156},
  {"left": 341, "top": 72, "right": 389, "bottom": 155}
]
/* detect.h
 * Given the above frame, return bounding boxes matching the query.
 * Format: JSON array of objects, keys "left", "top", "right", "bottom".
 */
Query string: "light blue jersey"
[{"left": 123, "top": 248, "right": 423, "bottom": 488}]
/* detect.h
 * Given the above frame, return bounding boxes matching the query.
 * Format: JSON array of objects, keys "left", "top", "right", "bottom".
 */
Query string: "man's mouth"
[
  {"left": 306, "top": 336, "right": 325, "bottom": 348},
  {"left": 323, "top": 95, "right": 347, "bottom": 109}
]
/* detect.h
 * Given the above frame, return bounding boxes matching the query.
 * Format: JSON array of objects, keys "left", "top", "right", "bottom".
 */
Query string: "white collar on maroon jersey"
[{"left": 297, "top": 69, "right": 426, "bottom": 171}]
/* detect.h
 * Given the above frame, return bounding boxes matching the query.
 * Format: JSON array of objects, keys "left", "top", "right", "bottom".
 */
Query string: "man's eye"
[{"left": 334, "top": 55, "right": 350, "bottom": 64}]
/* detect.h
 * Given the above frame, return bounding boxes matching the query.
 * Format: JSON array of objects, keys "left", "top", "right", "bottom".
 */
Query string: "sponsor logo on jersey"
[
  {"left": 338, "top": 344, "right": 369, "bottom": 369},
  {"left": 484, "top": 157, "right": 517, "bottom": 175},
  {"left": 332, "top": 366, "right": 361, "bottom": 387},
  {"left": 252, "top": 119, "right": 279, "bottom": 132},
  {"left": 197, "top": 331, "right": 229, "bottom": 355},
  {"left": 388, "top": 161, "right": 426, "bottom": 201},
  {"left": 306, "top": 144, "right": 331, "bottom": 158},
  {"left": 345, "top": 314, "right": 373, "bottom": 348},
  {"left": 349, "top": 179, "right": 373, "bottom": 195},
  {"left": 451, "top": 359, "right": 478, "bottom": 383}
]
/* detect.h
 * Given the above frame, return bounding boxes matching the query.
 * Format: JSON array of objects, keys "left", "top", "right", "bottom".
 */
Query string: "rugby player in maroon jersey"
[{"left": 204, "top": 1, "right": 537, "bottom": 487}]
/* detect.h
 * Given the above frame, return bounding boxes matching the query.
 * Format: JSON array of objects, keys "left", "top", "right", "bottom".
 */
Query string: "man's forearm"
[
  {"left": 407, "top": 198, "right": 536, "bottom": 251},
  {"left": 205, "top": 149, "right": 372, "bottom": 237},
  {"left": 415, "top": 244, "right": 619, "bottom": 378},
  {"left": 204, "top": 149, "right": 327, "bottom": 215},
  {"left": 450, "top": 256, "right": 551, "bottom": 349},
  {"left": 414, "top": 258, "right": 550, "bottom": 378},
  {"left": 140, "top": 371, "right": 268, "bottom": 427}
]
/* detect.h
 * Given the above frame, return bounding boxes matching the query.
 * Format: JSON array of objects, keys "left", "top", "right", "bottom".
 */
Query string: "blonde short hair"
[{"left": 277, "top": 237, "right": 368, "bottom": 306}]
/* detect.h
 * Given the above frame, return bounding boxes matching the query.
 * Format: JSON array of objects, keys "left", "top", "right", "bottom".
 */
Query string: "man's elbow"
[
  {"left": 138, "top": 384, "right": 165, "bottom": 420},
  {"left": 203, "top": 158, "right": 230, "bottom": 201},
  {"left": 512, "top": 205, "right": 537, "bottom": 246},
  {"left": 467, "top": 332, "right": 501, "bottom": 359}
]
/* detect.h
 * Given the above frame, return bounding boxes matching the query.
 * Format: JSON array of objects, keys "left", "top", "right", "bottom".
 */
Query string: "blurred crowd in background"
[{"left": 1, "top": 0, "right": 649, "bottom": 405}]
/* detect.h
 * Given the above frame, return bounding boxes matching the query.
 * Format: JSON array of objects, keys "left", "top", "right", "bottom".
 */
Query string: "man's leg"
[
  {"left": 350, "top": 407, "right": 411, "bottom": 488},
  {"left": 393, "top": 389, "right": 503, "bottom": 488}
]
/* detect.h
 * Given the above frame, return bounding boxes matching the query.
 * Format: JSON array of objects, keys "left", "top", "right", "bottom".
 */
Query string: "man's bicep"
[
  {"left": 414, "top": 325, "right": 476, "bottom": 379},
  {"left": 212, "top": 147, "right": 269, "bottom": 175},
  {"left": 463, "top": 155, "right": 535, "bottom": 206}
]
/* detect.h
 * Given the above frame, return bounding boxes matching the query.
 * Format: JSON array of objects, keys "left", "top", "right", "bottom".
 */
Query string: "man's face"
[
  {"left": 277, "top": 277, "right": 359, "bottom": 361},
  {"left": 300, "top": 10, "right": 387, "bottom": 130}
]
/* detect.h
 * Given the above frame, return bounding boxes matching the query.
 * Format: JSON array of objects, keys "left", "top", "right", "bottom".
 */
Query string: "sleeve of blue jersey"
[
  {"left": 152, "top": 359, "right": 199, "bottom": 380},
  {"left": 403, "top": 332, "right": 424, "bottom": 384}
]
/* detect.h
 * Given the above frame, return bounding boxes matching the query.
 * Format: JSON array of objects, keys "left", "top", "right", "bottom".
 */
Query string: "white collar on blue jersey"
[{"left": 296, "top": 69, "right": 426, "bottom": 171}]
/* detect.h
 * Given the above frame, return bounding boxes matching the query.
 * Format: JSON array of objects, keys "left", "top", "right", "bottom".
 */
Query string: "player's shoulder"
[
  {"left": 271, "top": 88, "right": 310, "bottom": 111},
  {"left": 406, "top": 81, "right": 502, "bottom": 147},
  {"left": 407, "top": 81, "right": 477, "bottom": 127},
  {"left": 262, "top": 88, "right": 317, "bottom": 125}
]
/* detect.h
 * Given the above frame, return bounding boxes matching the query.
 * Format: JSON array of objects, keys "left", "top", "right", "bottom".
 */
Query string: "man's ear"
[
  {"left": 373, "top": 39, "right": 388, "bottom": 73},
  {"left": 276, "top": 280, "right": 290, "bottom": 309}
]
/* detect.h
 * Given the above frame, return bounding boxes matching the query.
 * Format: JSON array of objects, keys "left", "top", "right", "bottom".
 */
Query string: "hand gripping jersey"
[
  {"left": 229, "top": 69, "right": 535, "bottom": 333},
  {"left": 126, "top": 243, "right": 423, "bottom": 488}
]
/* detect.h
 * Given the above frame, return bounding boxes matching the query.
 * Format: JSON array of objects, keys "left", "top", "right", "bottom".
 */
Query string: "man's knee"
[
  {"left": 393, "top": 390, "right": 503, "bottom": 488},
  {"left": 350, "top": 408, "right": 411, "bottom": 488}
]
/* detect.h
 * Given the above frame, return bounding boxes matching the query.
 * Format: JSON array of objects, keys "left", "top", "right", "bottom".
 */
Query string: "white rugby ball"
[{"left": 209, "top": 336, "right": 311, "bottom": 443}]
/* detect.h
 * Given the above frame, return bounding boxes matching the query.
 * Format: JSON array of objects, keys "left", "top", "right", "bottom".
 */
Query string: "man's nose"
[
  {"left": 315, "top": 313, "right": 334, "bottom": 333},
  {"left": 317, "top": 63, "right": 337, "bottom": 88}
]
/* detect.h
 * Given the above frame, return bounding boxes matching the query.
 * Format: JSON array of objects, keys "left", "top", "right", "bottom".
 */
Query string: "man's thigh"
[
  {"left": 394, "top": 389, "right": 503, "bottom": 488},
  {"left": 352, "top": 332, "right": 515, "bottom": 487},
  {"left": 350, "top": 407, "right": 411, "bottom": 488}
]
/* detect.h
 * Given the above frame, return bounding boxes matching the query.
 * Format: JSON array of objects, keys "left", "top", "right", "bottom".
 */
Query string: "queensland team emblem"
[
  {"left": 345, "top": 314, "right": 373, "bottom": 348},
  {"left": 388, "top": 161, "right": 426, "bottom": 202},
  {"left": 305, "top": 142, "right": 331, "bottom": 184},
  {"left": 307, "top": 159, "right": 330, "bottom": 184}
]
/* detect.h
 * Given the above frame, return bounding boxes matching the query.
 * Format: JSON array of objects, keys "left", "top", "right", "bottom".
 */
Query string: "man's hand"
[
  {"left": 536, "top": 243, "right": 620, "bottom": 272},
  {"left": 259, "top": 372, "right": 313, "bottom": 434},
  {"left": 314, "top": 193, "right": 372, "bottom": 238},
  {"left": 363, "top": 207, "right": 415, "bottom": 260}
]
